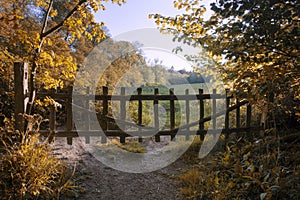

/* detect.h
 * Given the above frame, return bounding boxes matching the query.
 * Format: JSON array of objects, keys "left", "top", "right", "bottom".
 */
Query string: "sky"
[{"left": 94, "top": 0, "right": 213, "bottom": 71}]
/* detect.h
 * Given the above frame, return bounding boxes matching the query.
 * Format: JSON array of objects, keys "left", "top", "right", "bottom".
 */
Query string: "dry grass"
[
  {"left": 110, "top": 139, "right": 146, "bottom": 153},
  {"left": 0, "top": 117, "right": 77, "bottom": 199},
  {"left": 177, "top": 129, "right": 300, "bottom": 200}
]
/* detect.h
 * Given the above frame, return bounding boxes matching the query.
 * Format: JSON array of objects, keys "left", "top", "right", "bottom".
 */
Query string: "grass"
[
  {"left": 177, "top": 129, "right": 300, "bottom": 200},
  {"left": 99, "top": 138, "right": 146, "bottom": 153},
  {"left": 0, "top": 117, "right": 77, "bottom": 199}
]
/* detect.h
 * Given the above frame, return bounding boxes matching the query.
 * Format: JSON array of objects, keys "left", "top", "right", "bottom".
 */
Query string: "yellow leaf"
[
  {"left": 49, "top": 9, "right": 57, "bottom": 18},
  {"left": 174, "top": 2, "right": 179, "bottom": 8},
  {"left": 214, "top": 176, "right": 219, "bottom": 184}
]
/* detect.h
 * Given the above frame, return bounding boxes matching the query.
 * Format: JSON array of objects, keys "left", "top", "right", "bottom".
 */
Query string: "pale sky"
[{"left": 94, "top": 0, "right": 213, "bottom": 71}]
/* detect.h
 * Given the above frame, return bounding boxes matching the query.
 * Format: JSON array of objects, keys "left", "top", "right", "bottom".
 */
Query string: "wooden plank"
[
  {"left": 246, "top": 103, "right": 252, "bottom": 134},
  {"left": 14, "top": 62, "right": 27, "bottom": 132},
  {"left": 236, "top": 92, "right": 240, "bottom": 131},
  {"left": 38, "top": 126, "right": 263, "bottom": 138},
  {"left": 173, "top": 99, "right": 249, "bottom": 132},
  {"left": 120, "top": 87, "right": 126, "bottom": 143},
  {"left": 225, "top": 89, "right": 230, "bottom": 138},
  {"left": 246, "top": 103, "right": 251, "bottom": 127},
  {"left": 48, "top": 104, "right": 56, "bottom": 143},
  {"left": 66, "top": 86, "right": 73, "bottom": 145},
  {"left": 94, "top": 94, "right": 227, "bottom": 101},
  {"left": 105, "top": 115, "right": 154, "bottom": 129},
  {"left": 37, "top": 93, "right": 228, "bottom": 101},
  {"left": 154, "top": 88, "right": 160, "bottom": 142},
  {"left": 199, "top": 89, "right": 205, "bottom": 140},
  {"left": 36, "top": 86, "right": 258, "bottom": 144},
  {"left": 137, "top": 88, "right": 143, "bottom": 142},
  {"left": 101, "top": 86, "right": 108, "bottom": 143},
  {"left": 212, "top": 89, "right": 217, "bottom": 130},
  {"left": 185, "top": 89, "right": 190, "bottom": 140},
  {"left": 85, "top": 86, "right": 90, "bottom": 144},
  {"left": 170, "top": 88, "right": 175, "bottom": 141}
]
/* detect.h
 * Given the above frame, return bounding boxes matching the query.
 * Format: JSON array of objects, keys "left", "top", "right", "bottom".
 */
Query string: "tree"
[
  {"left": 150, "top": 0, "right": 299, "bottom": 116},
  {"left": 0, "top": 0, "right": 126, "bottom": 116}
]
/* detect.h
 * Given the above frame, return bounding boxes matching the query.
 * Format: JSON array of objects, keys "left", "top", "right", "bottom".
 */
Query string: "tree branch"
[
  {"left": 40, "top": 0, "right": 53, "bottom": 39},
  {"left": 40, "top": 0, "right": 86, "bottom": 39},
  {"left": 38, "top": 0, "right": 53, "bottom": 51}
]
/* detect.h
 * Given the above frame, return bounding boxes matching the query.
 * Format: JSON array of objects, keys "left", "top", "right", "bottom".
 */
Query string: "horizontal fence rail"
[{"left": 36, "top": 86, "right": 261, "bottom": 145}]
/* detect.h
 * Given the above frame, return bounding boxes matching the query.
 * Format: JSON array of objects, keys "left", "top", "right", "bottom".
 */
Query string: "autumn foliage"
[{"left": 150, "top": 0, "right": 299, "bottom": 120}]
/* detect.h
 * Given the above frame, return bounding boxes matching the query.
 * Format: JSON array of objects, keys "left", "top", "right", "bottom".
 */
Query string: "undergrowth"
[
  {"left": 111, "top": 139, "right": 146, "bottom": 153},
  {"left": 180, "top": 136, "right": 202, "bottom": 164},
  {"left": 177, "top": 129, "right": 300, "bottom": 200},
  {"left": 0, "top": 116, "right": 76, "bottom": 199}
]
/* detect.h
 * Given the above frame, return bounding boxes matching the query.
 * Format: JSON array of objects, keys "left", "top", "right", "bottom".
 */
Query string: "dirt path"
[{"left": 53, "top": 138, "right": 190, "bottom": 200}]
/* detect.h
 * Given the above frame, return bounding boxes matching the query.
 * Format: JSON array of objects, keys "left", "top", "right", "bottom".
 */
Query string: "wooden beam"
[{"left": 154, "top": 88, "right": 160, "bottom": 142}]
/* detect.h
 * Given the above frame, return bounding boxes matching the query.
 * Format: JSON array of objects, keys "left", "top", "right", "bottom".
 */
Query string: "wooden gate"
[
  {"left": 13, "top": 62, "right": 262, "bottom": 145},
  {"left": 36, "top": 86, "right": 262, "bottom": 145}
]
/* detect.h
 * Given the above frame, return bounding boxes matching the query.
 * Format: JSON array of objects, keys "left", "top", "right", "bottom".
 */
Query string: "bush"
[
  {"left": 0, "top": 117, "right": 75, "bottom": 199},
  {"left": 177, "top": 131, "right": 300, "bottom": 200}
]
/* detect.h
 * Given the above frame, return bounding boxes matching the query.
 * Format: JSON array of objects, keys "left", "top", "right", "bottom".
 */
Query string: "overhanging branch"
[{"left": 40, "top": 0, "right": 86, "bottom": 39}]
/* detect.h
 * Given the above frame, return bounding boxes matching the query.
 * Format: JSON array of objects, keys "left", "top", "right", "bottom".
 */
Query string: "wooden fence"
[
  {"left": 13, "top": 62, "right": 262, "bottom": 145},
  {"left": 36, "top": 86, "right": 262, "bottom": 145}
]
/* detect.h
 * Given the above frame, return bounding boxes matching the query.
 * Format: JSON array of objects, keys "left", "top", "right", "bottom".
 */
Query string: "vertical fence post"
[
  {"left": 169, "top": 88, "right": 175, "bottom": 141},
  {"left": 154, "top": 88, "right": 160, "bottom": 142},
  {"left": 49, "top": 104, "right": 56, "bottom": 143},
  {"left": 137, "top": 88, "right": 143, "bottom": 143},
  {"left": 120, "top": 87, "right": 126, "bottom": 143},
  {"left": 66, "top": 86, "right": 73, "bottom": 145},
  {"left": 236, "top": 91, "right": 240, "bottom": 134},
  {"left": 225, "top": 89, "right": 230, "bottom": 139},
  {"left": 246, "top": 103, "right": 252, "bottom": 136},
  {"left": 212, "top": 89, "right": 217, "bottom": 131},
  {"left": 85, "top": 87, "right": 90, "bottom": 144},
  {"left": 14, "top": 62, "right": 28, "bottom": 132},
  {"left": 185, "top": 89, "right": 190, "bottom": 141},
  {"left": 199, "top": 89, "right": 205, "bottom": 140},
  {"left": 101, "top": 86, "right": 108, "bottom": 144}
]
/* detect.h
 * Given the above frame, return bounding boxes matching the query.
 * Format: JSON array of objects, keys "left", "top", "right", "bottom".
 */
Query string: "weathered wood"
[
  {"left": 35, "top": 86, "right": 261, "bottom": 145},
  {"left": 14, "top": 62, "right": 28, "bottom": 132},
  {"left": 137, "top": 87, "right": 143, "bottom": 142},
  {"left": 212, "top": 89, "right": 217, "bottom": 130},
  {"left": 170, "top": 88, "right": 175, "bottom": 141},
  {"left": 120, "top": 87, "right": 126, "bottom": 143},
  {"left": 246, "top": 103, "right": 252, "bottom": 135},
  {"left": 106, "top": 115, "right": 154, "bottom": 129},
  {"left": 246, "top": 104, "right": 251, "bottom": 127},
  {"left": 236, "top": 91, "right": 240, "bottom": 133},
  {"left": 225, "top": 89, "right": 230, "bottom": 138},
  {"left": 84, "top": 87, "right": 90, "bottom": 144},
  {"left": 199, "top": 89, "right": 204, "bottom": 140},
  {"left": 104, "top": 94, "right": 227, "bottom": 101},
  {"left": 66, "top": 86, "right": 73, "bottom": 145},
  {"left": 154, "top": 88, "right": 160, "bottom": 142},
  {"left": 37, "top": 93, "right": 227, "bottom": 101},
  {"left": 100, "top": 86, "right": 108, "bottom": 143},
  {"left": 174, "top": 100, "right": 249, "bottom": 132},
  {"left": 48, "top": 104, "right": 56, "bottom": 143},
  {"left": 38, "top": 126, "right": 263, "bottom": 138},
  {"left": 185, "top": 89, "right": 190, "bottom": 140}
]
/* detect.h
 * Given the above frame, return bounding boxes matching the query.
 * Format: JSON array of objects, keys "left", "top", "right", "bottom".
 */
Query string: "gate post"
[
  {"left": 14, "top": 62, "right": 29, "bottom": 132},
  {"left": 199, "top": 89, "right": 204, "bottom": 140},
  {"left": 225, "top": 89, "right": 230, "bottom": 138}
]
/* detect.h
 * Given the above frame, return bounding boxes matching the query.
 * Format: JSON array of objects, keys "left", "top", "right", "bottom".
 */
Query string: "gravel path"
[{"left": 52, "top": 137, "right": 190, "bottom": 200}]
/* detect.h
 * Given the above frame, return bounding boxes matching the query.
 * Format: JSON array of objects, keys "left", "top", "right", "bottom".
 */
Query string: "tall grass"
[{"left": 0, "top": 116, "right": 76, "bottom": 199}]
